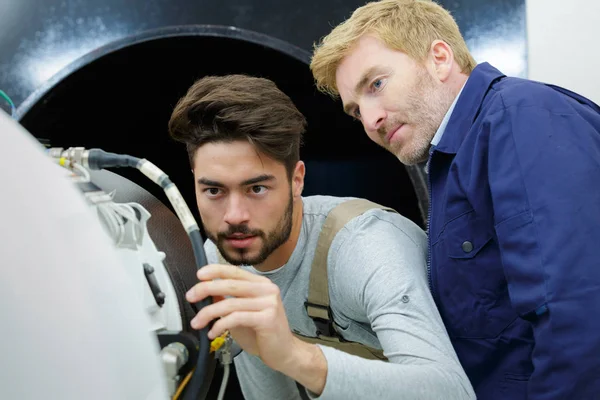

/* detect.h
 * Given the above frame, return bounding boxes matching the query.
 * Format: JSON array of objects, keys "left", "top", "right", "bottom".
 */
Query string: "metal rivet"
[
  {"left": 401, "top": 295, "right": 409, "bottom": 303},
  {"left": 462, "top": 241, "right": 473, "bottom": 253}
]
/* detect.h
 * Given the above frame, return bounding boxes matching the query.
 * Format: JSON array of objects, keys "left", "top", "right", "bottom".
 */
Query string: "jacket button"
[{"left": 462, "top": 241, "right": 473, "bottom": 253}]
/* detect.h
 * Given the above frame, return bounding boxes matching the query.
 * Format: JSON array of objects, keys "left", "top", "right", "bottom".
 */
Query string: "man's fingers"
[
  {"left": 208, "top": 310, "right": 268, "bottom": 339},
  {"left": 191, "top": 297, "right": 270, "bottom": 329},
  {"left": 186, "top": 279, "right": 278, "bottom": 302},
  {"left": 196, "top": 264, "right": 269, "bottom": 283}
]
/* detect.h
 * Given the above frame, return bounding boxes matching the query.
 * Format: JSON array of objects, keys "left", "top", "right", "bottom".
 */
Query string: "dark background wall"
[{"left": 0, "top": 0, "right": 526, "bottom": 110}]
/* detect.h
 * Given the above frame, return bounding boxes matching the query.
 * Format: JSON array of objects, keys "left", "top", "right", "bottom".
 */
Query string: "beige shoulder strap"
[
  {"left": 217, "top": 199, "right": 396, "bottom": 361},
  {"left": 304, "top": 199, "right": 396, "bottom": 340}
]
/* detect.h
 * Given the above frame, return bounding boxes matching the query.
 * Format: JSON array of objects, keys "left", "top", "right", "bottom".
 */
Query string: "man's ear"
[
  {"left": 429, "top": 40, "right": 454, "bottom": 82},
  {"left": 291, "top": 161, "right": 305, "bottom": 198}
]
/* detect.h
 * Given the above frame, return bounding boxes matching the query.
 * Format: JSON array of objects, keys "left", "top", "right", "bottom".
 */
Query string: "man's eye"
[
  {"left": 251, "top": 185, "right": 267, "bottom": 194},
  {"left": 372, "top": 78, "right": 385, "bottom": 91},
  {"left": 353, "top": 108, "right": 361, "bottom": 119},
  {"left": 205, "top": 188, "right": 221, "bottom": 196}
]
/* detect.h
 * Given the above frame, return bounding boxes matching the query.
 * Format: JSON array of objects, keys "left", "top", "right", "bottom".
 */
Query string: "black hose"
[
  {"left": 189, "top": 229, "right": 208, "bottom": 268},
  {"left": 86, "top": 148, "right": 213, "bottom": 400},
  {"left": 181, "top": 228, "right": 213, "bottom": 400},
  {"left": 87, "top": 149, "right": 140, "bottom": 169},
  {"left": 182, "top": 325, "right": 212, "bottom": 400}
]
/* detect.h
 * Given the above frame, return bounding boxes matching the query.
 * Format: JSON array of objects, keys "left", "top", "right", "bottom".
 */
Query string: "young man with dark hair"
[{"left": 169, "top": 74, "right": 474, "bottom": 400}]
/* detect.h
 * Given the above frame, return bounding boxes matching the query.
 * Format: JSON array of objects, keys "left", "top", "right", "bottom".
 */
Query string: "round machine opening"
[{"left": 17, "top": 25, "right": 426, "bottom": 228}]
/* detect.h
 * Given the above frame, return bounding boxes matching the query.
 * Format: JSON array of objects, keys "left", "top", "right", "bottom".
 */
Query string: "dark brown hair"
[{"left": 168, "top": 74, "right": 306, "bottom": 178}]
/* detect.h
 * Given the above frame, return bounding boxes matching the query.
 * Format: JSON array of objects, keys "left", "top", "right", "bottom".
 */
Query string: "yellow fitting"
[
  {"left": 209, "top": 331, "right": 230, "bottom": 353},
  {"left": 210, "top": 337, "right": 225, "bottom": 353}
]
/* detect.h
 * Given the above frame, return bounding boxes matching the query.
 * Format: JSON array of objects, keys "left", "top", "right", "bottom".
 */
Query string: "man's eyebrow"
[
  {"left": 355, "top": 66, "right": 380, "bottom": 94},
  {"left": 240, "top": 174, "right": 275, "bottom": 186},
  {"left": 197, "top": 177, "right": 224, "bottom": 187},
  {"left": 197, "top": 174, "right": 276, "bottom": 187},
  {"left": 343, "top": 66, "right": 383, "bottom": 116}
]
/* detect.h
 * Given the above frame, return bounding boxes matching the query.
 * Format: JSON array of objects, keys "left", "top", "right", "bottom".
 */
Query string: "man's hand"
[{"left": 185, "top": 264, "right": 327, "bottom": 394}]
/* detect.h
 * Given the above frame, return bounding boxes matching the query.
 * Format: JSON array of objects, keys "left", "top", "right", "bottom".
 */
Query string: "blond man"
[{"left": 311, "top": 1, "right": 600, "bottom": 399}]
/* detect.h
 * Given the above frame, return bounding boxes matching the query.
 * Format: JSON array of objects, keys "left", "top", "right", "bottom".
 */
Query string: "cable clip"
[{"left": 212, "top": 331, "right": 233, "bottom": 365}]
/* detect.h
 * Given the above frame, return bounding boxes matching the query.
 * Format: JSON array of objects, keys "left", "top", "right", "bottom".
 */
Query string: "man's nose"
[
  {"left": 223, "top": 194, "right": 250, "bottom": 225},
  {"left": 361, "top": 104, "right": 387, "bottom": 134}
]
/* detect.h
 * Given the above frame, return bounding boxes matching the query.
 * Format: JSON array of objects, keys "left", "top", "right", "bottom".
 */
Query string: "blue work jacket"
[{"left": 428, "top": 62, "right": 600, "bottom": 399}]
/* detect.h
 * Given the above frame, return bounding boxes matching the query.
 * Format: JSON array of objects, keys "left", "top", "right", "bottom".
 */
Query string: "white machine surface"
[
  {"left": 0, "top": 109, "right": 171, "bottom": 399},
  {"left": 84, "top": 185, "right": 183, "bottom": 334}
]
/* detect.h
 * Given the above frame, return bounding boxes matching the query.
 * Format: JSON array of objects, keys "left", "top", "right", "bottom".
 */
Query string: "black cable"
[
  {"left": 188, "top": 229, "right": 208, "bottom": 269},
  {"left": 181, "top": 228, "right": 213, "bottom": 400},
  {"left": 87, "top": 149, "right": 140, "bottom": 169},
  {"left": 85, "top": 148, "right": 213, "bottom": 400},
  {"left": 182, "top": 325, "right": 212, "bottom": 400}
]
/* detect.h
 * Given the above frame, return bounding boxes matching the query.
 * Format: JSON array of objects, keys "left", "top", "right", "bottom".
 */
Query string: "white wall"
[{"left": 527, "top": 0, "right": 600, "bottom": 104}]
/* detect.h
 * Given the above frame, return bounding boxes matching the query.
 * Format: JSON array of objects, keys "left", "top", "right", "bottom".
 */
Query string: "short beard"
[
  {"left": 387, "top": 69, "right": 455, "bottom": 165},
  {"left": 209, "top": 192, "right": 294, "bottom": 266}
]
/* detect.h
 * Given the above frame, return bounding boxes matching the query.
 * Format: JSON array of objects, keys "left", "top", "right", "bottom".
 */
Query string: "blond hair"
[{"left": 310, "top": 0, "right": 477, "bottom": 97}]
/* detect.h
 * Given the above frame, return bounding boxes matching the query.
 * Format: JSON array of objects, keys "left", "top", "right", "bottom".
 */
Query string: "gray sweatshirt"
[{"left": 204, "top": 195, "right": 475, "bottom": 400}]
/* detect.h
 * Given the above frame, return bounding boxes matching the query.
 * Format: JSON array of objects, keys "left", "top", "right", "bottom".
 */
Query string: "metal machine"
[{"left": 0, "top": 109, "right": 229, "bottom": 399}]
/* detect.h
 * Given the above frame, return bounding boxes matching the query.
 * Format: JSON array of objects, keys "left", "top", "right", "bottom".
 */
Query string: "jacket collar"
[{"left": 435, "top": 62, "right": 505, "bottom": 154}]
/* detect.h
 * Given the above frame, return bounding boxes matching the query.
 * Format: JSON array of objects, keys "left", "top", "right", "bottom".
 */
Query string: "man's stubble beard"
[{"left": 210, "top": 192, "right": 294, "bottom": 266}]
